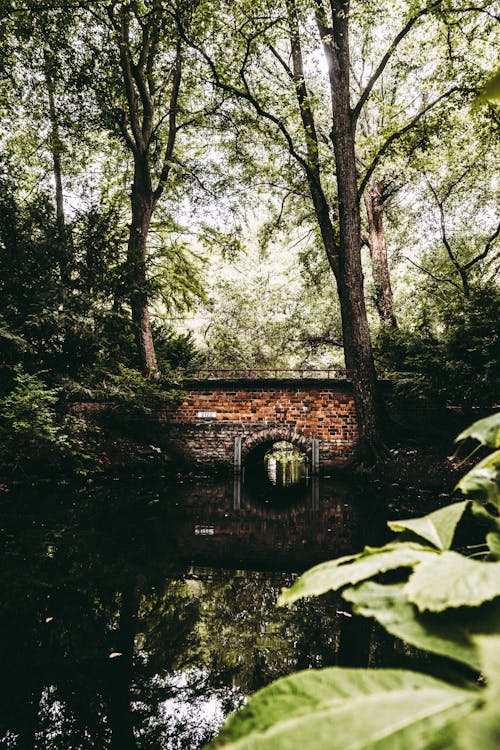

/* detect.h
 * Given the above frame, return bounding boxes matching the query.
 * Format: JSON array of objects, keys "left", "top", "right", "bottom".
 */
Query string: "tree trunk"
[
  {"left": 325, "top": 4, "right": 383, "bottom": 459},
  {"left": 128, "top": 158, "right": 158, "bottom": 377},
  {"left": 43, "top": 48, "right": 68, "bottom": 285},
  {"left": 363, "top": 181, "right": 397, "bottom": 327}
]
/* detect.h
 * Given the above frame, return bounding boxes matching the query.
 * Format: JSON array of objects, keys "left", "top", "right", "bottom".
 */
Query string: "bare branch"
[
  {"left": 404, "top": 255, "right": 463, "bottom": 292},
  {"left": 108, "top": 4, "right": 144, "bottom": 152},
  {"left": 286, "top": 0, "right": 320, "bottom": 177},
  {"left": 268, "top": 44, "right": 294, "bottom": 80},
  {"left": 153, "top": 38, "right": 183, "bottom": 202},
  {"left": 119, "top": 111, "right": 138, "bottom": 155},
  {"left": 426, "top": 178, "right": 459, "bottom": 264},
  {"left": 425, "top": 175, "right": 470, "bottom": 294}
]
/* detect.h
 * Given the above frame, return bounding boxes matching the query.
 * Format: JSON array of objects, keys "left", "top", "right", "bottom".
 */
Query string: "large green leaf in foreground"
[
  {"left": 388, "top": 501, "right": 468, "bottom": 550},
  {"left": 208, "top": 667, "right": 479, "bottom": 749},
  {"left": 456, "top": 413, "right": 500, "bottom": 449},
  {"left": 406, "top": 552, "right": 500, "bottom": 611},
  {"left": 456, "top": 449, "right": 500, "bottom": 507},
  {"left": 343, "top": 582, "right": 480, "bottom": 670},
  {"left": 448, "top": 636, "right": 500, "bottom": 750},
  {"left": 278, "top": 544, "right": 438, "bottom": 606},
  {"left": 344, "top": 582, "right": 500, "bottom": 672}
]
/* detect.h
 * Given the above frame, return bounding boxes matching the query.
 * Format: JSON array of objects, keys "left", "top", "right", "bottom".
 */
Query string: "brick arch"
[{"left": 241, "top": 428, "right": 312, "bottom": 460}]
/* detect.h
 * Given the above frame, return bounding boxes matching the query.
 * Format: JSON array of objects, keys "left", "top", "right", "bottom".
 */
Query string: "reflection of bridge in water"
[{"left": 157, "top": 475, "right": 384, "bottom": 572}]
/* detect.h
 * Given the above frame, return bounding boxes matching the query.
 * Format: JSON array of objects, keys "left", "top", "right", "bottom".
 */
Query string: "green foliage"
[
  {"left": 456, "top": 414, "right": 500, "bottom": 509},
  {"left": 152, "top": 324, "right": 206, "bottom": 373},
  {"left": 343, "top": 582, "right": 488, "bottom": 672},
  {"left": 377, "top": 287, "right": 500, "bottom": 408},
  {"left": 456, "top": 414, "right": 500, "bottom": 450},
  {"left": 210, "top": 413, "right": 500, "bottom": 748},
  {"left": 278, "top": 543, "right": 439, "bottom": 607},
  {"left": 480, "top": 70, "right": 500, "bottom": 103},
  {"left": 209, "top": 667, "right": 479, "bottom": 749},
  {"left": 93, "top": 365, "right": 183, "bottom": 416},
  {"left": 387, "top": 501, "right": 469, "bottom": 550},
  {"left": 0, "top": 366, "right": 98, "bottom": 475}
]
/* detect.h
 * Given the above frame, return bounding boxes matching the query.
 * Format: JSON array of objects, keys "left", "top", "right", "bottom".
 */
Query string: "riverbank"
[{"left": 0, "top": 431, "right": 467, "bottom": 493}]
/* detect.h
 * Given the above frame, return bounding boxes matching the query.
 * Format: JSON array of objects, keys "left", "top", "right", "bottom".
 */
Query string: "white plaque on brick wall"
[{"left": 197, "top": 411, "right": 217, "bottom": 418}]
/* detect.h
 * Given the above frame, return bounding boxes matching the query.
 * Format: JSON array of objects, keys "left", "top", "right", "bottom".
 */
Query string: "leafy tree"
[
  {"left": 0, "top": 366, "right": 98, "bottom": 475},
  {"left": 178, "top": 0, "right": 497, "bottom": 459},
  {"left": 85, "top": 0, "right": 205, "bottom": 376},
  {"left": 376, "top": 285, "right": 500, "bottom": 410}
]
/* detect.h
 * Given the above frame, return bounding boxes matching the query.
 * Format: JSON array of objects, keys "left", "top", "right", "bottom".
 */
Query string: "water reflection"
[
  {"left": 266, "top": 456, "right": 307, "bottom": 486},
  {"left": 0, "top": 474, "right": 387, "bottom": 749}
]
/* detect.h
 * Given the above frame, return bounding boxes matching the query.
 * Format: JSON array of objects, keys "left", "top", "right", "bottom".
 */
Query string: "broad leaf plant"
[{"left": 208, "top": 413, "right": 500, "bottom": 749}]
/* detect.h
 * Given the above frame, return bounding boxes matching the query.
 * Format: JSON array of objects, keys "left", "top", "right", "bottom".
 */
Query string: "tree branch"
[
  {"left": 358, "top": 86, "right": 460, "bottom": 198},
  {"left": 153, "top": 38, "right": 183, "bottom": 202},
  {"left": 404, "top": 255, "right": 463, "bottom": 292},
  {"left": 108, "top": 4, "right": 144, "bottom": 152},
  {"left": 268, "top": 44, "right": 294, "bottom": 80},
  {"left": 425, "top": 175, "right": 470, "bottom": 294},
  {"left": 174, "top": 16, "right": 311, "bottom": 178},
  {"left": 463, "top": 220, "right": 500, "bottom": 270},
  {"left": 352, "top": 0, "right": 443, "bottom": 125},
  {"left": 286, "top": 0, "right": 320, "bottom": 178}
]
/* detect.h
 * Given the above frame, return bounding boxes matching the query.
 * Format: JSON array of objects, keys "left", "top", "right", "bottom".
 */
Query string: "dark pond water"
[{"left": 0, "top": 465, "right": 398, "bottom": 749}]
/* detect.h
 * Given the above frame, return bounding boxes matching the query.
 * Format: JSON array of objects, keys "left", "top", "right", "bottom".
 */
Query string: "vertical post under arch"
[
  {"left": 234, "top": 436, "right": 242, "bottom": 474},
  {"left": 311, "top": 438, "right": 320, "bottom": 476}
]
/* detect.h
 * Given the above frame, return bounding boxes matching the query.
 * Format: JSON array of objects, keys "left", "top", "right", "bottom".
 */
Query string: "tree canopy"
[{"left": 0, "top": 0, "right": 498, "bottom": 455}]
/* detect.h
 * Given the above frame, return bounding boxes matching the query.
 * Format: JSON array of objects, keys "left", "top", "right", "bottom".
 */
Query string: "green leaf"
[
  {"left": 208, "top": 667, "right": 479, "bottom": 749},
  {"left": 456, "top": 450, "right": 500, "bottom": 506},
  {"left": 343, "top": 582, "right": 481, "bottom": 670},
  {"left": 476, "top": 635, "right": 500, "bottom": 694},
  {"left": 388, "top": 501, "right": 469, "bottom": 550},
  {"left": 406, "top": 552, "right": 500, "bottom": 612},
  {"left": 451, "top": 636, "right": 500, "bottom": 749},
  {"left": 486, "top": 532, "right": 500, "bottom": 559},
  {"left": 456, "top": 413, "right": 500, "bottom": 449},
  {"left": 278, "top": 544, "right": 439, "bottom": 606}
]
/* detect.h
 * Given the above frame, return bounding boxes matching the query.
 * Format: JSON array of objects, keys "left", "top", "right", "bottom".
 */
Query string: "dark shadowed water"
[{"left": 0, "top": 466, "right": 393, "bottom": 749}]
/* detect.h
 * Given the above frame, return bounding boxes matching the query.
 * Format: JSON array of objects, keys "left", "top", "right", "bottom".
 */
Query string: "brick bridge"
[{"left": 156, "top": 373, "right": 359, "bottom": 471}]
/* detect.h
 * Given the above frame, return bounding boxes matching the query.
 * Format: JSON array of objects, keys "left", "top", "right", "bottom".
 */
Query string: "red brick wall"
[
  {"left": 70, "top": 379, "right": 359, "bottom": 469},
  {"left": 158, "top": 379, "right": 358, "bottom": 466}
]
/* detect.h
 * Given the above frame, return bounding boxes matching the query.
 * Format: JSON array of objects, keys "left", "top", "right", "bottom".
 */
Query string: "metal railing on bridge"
[{"left": 182, "top": 368, "right": 351, "bottom": 380}]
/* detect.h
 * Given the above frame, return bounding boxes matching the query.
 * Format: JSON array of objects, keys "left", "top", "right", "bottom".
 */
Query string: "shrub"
[{"left": 0, "top": 367, "right": 98, "bottom": 476}]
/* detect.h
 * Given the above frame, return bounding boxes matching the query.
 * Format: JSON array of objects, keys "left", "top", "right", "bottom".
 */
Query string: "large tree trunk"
[
  {"left": 363, "top": 181, "right": 397, "bottom": 327},
  {"left": 285, "top": 0, "right": 383, "bottom": 460},
  {"left": 325, "top": 3, "right": 383, "bottom": 458},
  {"left": 128, "top": 158, "right": 158, "bottom": 377}
]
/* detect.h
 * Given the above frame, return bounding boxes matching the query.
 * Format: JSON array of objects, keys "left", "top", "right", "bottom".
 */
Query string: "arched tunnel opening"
[{"left": 243, "top": 439, "right": 310, "bottom": 502}]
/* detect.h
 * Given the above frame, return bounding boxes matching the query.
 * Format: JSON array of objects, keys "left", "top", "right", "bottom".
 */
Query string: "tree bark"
[
  {"left": 316, "top": 0, "right": 384, "bottom": 458},
  {"left": 363, "top": 180, "right": 397, "bottom": 327},
  {"left": 128, "top": 157, "right": 158, "bottom": 377}
]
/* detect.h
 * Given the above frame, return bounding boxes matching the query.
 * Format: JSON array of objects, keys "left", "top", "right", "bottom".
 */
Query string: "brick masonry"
[
  {"left": 70, "top": 378, "right": 359, "bottom": 470},
  {"left": 156, "top": 378, "right": 358, "bottom": 468}
]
